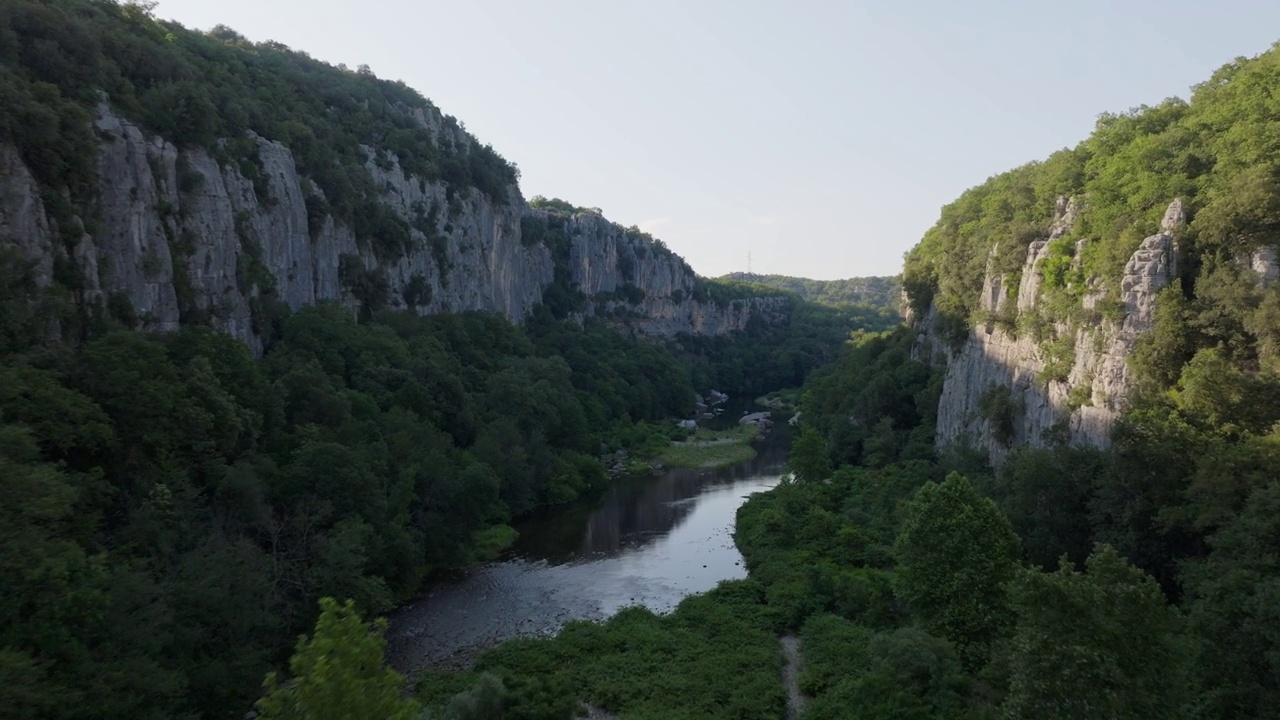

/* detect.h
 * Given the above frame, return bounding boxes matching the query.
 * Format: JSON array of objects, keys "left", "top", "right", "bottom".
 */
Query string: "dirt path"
[{"left": 781, "top": 634, "right": 805, "bottom": 720}]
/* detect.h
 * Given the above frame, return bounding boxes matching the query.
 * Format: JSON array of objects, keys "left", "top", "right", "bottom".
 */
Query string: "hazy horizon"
[{"left": 152, "top": 0, "right": 1280, "bottom": 280}]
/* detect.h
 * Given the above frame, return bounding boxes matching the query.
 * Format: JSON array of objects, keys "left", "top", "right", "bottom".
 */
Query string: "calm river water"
[{"left": 385, "top": 425, "right": 792, "bottom": 675}]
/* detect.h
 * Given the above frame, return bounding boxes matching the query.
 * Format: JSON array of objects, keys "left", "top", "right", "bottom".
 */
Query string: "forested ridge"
[
  {"left": 903, "top": 39, "right": 1280, "bottom": 361},
  {"left": 757, "top": 41, "right": 1280, "bottom": 719},
  {"left": 719, "top": 272, "right": 899, "bottom": 313}
]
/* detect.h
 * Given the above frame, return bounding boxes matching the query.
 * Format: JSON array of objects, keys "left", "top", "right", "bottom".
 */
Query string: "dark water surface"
[{"left": 385, "top": 426, "right": 791, "bottom": 675}]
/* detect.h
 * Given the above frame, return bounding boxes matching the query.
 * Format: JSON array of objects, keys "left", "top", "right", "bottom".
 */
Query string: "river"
[{"left": 385, "top": 424, "right": 792, "bottom": 676}]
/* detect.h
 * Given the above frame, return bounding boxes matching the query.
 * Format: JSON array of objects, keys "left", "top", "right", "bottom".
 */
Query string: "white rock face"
[
  {"left": 551, "top": 211, "right": 787, "bottom": 336},
  {"left": 1246, "top": 245, "right": 1279, "bottom": 288},
  {"left": 92, "top": 107, "right": 182, "bottom": 330},
  {"left": 924, "top": 198, "right": 1183, "bottom": 466},
  {"left": 0, "top": 144, "right": 55, "bottom": 286},
  {"left": 0, "top": 105, "right": 783, "bottom": 351}
]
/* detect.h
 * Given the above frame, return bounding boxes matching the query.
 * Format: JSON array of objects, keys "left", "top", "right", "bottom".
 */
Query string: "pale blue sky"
[{"left": 155, "top": 0, "right": 1280, "bottom": 279}]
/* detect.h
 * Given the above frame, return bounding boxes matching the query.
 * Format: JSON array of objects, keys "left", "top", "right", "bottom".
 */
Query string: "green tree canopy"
[
  {"left": 257, "top": 597, "right": 419, "bottom": 720},
  {"left": 1002, "top": 545, "right": 1193, "bottom": 720},
  {"left": 894, "top": 472, "right": 1019, "bottom": 668}
]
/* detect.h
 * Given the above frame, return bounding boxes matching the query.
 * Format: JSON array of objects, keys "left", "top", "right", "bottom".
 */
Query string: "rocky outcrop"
[
  {"left": 1, "top": 105, "right": 784, "bottom": 350},
  {"left": 1243, "top": 245, "right": 1279, "bottom": 288},
  {"left": 528, "top": 209, "right": 788, "bottom": 336},
  {"left": 922, "top": 198, "right": 1184, "bottom": 466},
  {"left": 0, "top": 144, "right": 56, "bottom": 288}
]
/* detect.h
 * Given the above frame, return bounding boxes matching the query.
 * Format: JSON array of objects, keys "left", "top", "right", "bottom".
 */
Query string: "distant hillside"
[{"left": 720, "top": 272, "right": 899, "bottom": 310}]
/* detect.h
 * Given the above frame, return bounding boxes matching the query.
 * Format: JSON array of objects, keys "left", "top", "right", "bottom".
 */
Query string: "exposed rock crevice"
[
  {"left": 920, "top": 198, "right": 1184, "bottom": 466},
  {"left": 0, "top": 105, "right": 785, "bottom": 350}
]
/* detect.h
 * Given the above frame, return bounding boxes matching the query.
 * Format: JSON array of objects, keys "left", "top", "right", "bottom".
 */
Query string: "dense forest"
[
  {"left": 2, "top": 243, "right": 874, "bottom": 719},
  {"left": 0, "top": 1, "right": 880, "bottom": 717},
  {"left": 409, "top": 316, "right": 1276, "bottom": 719},
  {"left": 401, "top": 41, "right": 1280, "bottom": 720},
  {"left": 670, "top": 299, "right": 898, "bottom": 399},
  {"left": 720, "top": 272, "right": 900, "bottom": 312},
  {"left": 902, "top": 40, "right": 1280, "bottom": 362},
  {"left": 6, "top": 0, "right": 1280, "bottom": 718}
]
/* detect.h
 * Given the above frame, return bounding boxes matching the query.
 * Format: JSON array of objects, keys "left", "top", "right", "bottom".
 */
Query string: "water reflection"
[{"left": 385, "top": 427, "right": 791, "bottom": 675}]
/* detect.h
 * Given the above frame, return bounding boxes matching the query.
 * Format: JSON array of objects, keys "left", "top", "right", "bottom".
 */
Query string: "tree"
[
  {"left": 894, "top": 472, "right": 1019, "bottom": 668},
  {"left": 1182, "top": 481, "right": 1280, "bottom": 718},
  {"left": 977, "top": 445, "right": 1101, "bottom": 570},
  {"left": 1002, "top": 545, "right": 1193, "bottom": 720},
  {"left": 789, "top": 425, "right": 830, "bottom": 482},
  {"left": 257, "top": 597, "right": 419, "bottom": 720}
]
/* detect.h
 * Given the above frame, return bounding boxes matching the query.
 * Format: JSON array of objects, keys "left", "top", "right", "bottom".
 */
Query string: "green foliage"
[
  {"left": 527, "top": 195, "right": 591, "bottom": 216},
  {"left": 337, "top": 255, "right": 389, "bottom": 319},
  {"left": 419, "top": 582, "right": 786, "bottom": 720},
  {"left": 0, "top": 248, "right": 53, "bottom": 353},
  {"left": 592, "top": 283, "right": 646, "bottom": 305},
  {"left": 902, "top": 150, "right": 1082, "bottom": 337},
  {"left": 719, "top": 272, "right": 901, "bottom": 311},
  {"left": 800, "top": 618, "right": 975, "bottom": 720},
  {"left": 670, "top": 299, "right": 899, "bottom": 401},
  {"left": 788, "top": 426, "right": 830, "bottom": 482},
  {"left": 402, "top": 272, "right": 431, "bottom": 308},
  {"left": 530, "top": 213, "right": 585, "bottom": 320},
  {"left": 801, "top": 328, "right": 942, "bottom": 468},
  {"left": 1182, "top": 480, "right": 1280, "bottom": 718},
  {"left": 895, "top": 473, "right": 1020, "bottom": 669},
  {"left": 975, "top": 445, "right": 1103, "bottom": 570},
  {"left": 691, "top": 276, "right": 774, "bottom": 305},
  {"left": 1001, "top": 546, "right": 1193, "bottom": 720},
  {"left": 421, "top": 673, "right": 509, "bottom": 720},
  {"left": 978, "top": 384, "right": 1019, "bottom": 446},
  {"left": 518, "top": 214, "right": 547, "bottom": 247},
  {"left": 0, "top": 0, "right": 518, "bottom": 263},
  {"left": 902, "top": 42, "right": 1280, "bottom": 360},
  {"left": 258, "top": 598, "right": 419, "bottom": 720},
  {"left": 735, "top": 465, "right": 920, "bottom": 629},
  {"left": 0, "top": 300, "right": 742, "bottom": 718},
  {"left": 6, "top": 4, "right": 1280, "bottom": 718},
  {"left": 1064, "top": 381, "right": 1093, "bottom": 411},
  {"left": 1171, "top": 347, "right": 1280, "bottom": 434},
  {"left": 657, "top": 424, "right": 760, "bottom": 469}
]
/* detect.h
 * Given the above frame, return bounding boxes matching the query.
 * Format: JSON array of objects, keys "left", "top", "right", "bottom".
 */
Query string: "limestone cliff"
[
  {"left": 0, "top": 105, "right": 780, "bottom": 351},
  {"left": 914, "top": 198, "right": 1189, "bottom": 465},
  {"left": 551, "top": 210, "right": 790, "bottom": 335}
]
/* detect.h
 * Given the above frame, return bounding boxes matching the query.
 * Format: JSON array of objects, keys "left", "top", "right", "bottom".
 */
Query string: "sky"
[{"left": 153, "top": 1, "right": 1280, "bottom": 280}]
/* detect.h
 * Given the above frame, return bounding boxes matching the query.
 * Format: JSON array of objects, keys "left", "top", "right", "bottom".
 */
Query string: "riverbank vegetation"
[
  {"left": 1, "top": 240, "right": 871, "bottom": 720},
  {"left": 294, "top": 37, "right": 1280, "bottom": 720},
  {"left": 407, "top": 313, "right": 1279, "bottom": 718},
  {"left": 0, "top": 1, "right": 892, "bottom": 714},
  {"left": 12, "top": 1, "right": 1280, "bottom": 718},
  {"left": 0, "top": 290, "right": 715, "bottom": 718},
  {"left": 755, "top": 388, "right": 801, "bottom": 411},
  {"left": 657, "top": 424, "right": 762, "bottom": 469},
  {"left": 416, "top": 582, "right": 786, "bottom": 720},
  {"left": 743, "top": 326, "right": 1236, "bottom": 718}
]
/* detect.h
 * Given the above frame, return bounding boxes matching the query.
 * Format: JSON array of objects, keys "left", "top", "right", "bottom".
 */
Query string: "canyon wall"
[
  {"left": 914, "top": 198, "right": 1198, "bottom": 465},
  {"left": 1, "top": 105, "right": 781, "bottom": 353}
]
